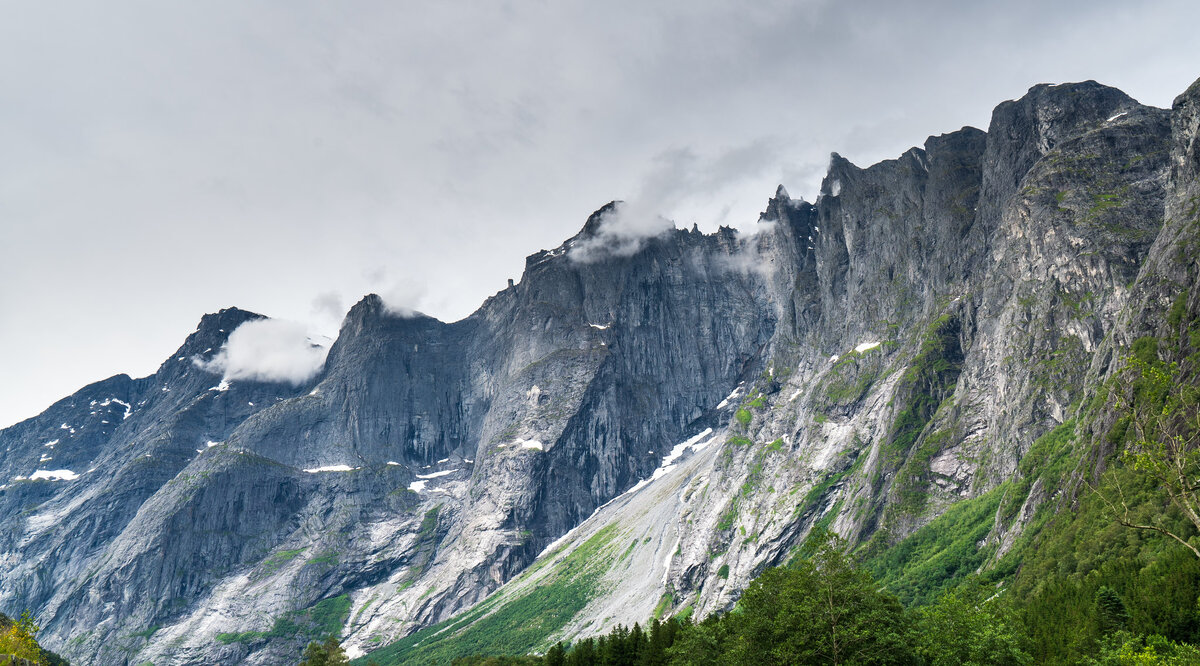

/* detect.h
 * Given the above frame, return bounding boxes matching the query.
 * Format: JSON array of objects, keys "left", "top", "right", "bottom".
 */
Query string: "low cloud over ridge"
[{"left": 197, "top": 318, "right": 329, "bottom": 385}]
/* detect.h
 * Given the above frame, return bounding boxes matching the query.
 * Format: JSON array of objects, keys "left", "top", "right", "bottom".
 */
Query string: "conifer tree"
[{"left": 1095, "top": 586, "right": 1130, "bottom": 635}]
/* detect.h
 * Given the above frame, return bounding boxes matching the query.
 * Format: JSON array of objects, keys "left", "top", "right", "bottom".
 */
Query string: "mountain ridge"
[{"left": 1, "top": 75, "right": 1197, "bottom": 665}]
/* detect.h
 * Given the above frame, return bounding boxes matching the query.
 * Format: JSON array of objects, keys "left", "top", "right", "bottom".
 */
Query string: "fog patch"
[
  {"left": 570, "top": 139, "right": 781, "bottom": 263},
  {"left": 569, "top": 201, "right": 675, "bottom": 262},
  {"left": 196, "top": 318, "right": 328, "bottom": 385},
  {"left": 378, "top": 279, "right": 427, "bottom": 317},
  {"left": 712, "top": 221, "right": 781, "bottom": 281}
]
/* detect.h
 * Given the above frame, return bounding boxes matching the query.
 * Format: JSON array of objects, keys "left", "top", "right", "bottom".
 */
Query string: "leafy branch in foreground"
[{"left": 1096, "top": 333, "right": 1200, "bottom": 559}]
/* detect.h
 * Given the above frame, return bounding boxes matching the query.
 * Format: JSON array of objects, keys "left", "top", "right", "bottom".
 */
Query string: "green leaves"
[
  {"left": 688, "top": 532, "right": 915, "bottom": 666},
  {"left": 913, "top": 582, "right": 1032, "bottom": 666},
  {"left": 299, "top": 636, "right": 350, "bottom": 666}
]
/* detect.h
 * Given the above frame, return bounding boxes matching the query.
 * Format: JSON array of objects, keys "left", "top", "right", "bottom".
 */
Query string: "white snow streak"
[
  {"left": 110, "top": 398, "right": 133, "bottom": 419},
  {"left": 716, "top": 385, "right": 744, "bottom": 409},
  {"left": 416, "top": 469, "right": 456, "bottom": 480},
  {"left": 29, "top": 469, "right": 80, "bottom": 481},
  {"left": 303, "top": 464, "right": 356, "bottom": 473}
]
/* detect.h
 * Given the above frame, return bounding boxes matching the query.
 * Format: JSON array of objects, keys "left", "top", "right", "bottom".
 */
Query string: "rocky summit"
[{"left": 3, "top": 77, "right": 1200, "bottom": 665}]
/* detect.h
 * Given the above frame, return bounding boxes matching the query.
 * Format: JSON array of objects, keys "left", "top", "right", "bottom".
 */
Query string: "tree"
[
  {"left": 720, "top": 531, "right": 913, "bottom": 665},
  {"left": 545, "top": 642, "right": 567, "bottom": 666},
  {"left": 1095, "top": 586, "right": 1130, "bottom": 635},
  {"left": 1090, "top": 631, "right": 1200, "bottom": 665},
  {"left": 1099, "top": 335, "right": 1200, "bottom": 559},
  {"left": 913, "top": 580, "right": 1032, "bottom": 666},
  {"left": 299, "top": 636, "right": 349, "bottom": 666},
  {"left": 665, "top": 615, "right": 727, "bottom": 666},
  {"left": 567, "top": 638, "right": 595, "bottom": 666},
  {"left": 0, "top": 611, "right": 47, "bottom": 665}
]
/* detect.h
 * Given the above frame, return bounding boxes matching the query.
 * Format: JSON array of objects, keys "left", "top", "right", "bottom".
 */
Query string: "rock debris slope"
[{"left": 1, "top": 77, "right": 1198, "bottom": 665}]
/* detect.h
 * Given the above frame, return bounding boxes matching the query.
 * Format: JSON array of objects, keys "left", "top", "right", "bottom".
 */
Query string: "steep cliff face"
[
  {"left": 351, "top": 79, "right": 1198, "bottom": 663},
  {"left": 0, "top": 77, "right": 1197, "bottom": 665}
]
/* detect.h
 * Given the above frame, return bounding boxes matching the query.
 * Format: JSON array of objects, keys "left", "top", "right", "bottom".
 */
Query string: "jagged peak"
[
  {"left": 196, "top": 306, "right": 263, "bottom": 330},
  {"left": 1176, "top": 75, "right": 1200, "bottom": 110},
  {"left": 924, "top": 126, "right": 987, "bottom": 153},
  {"left": 184, "top": 307, "right": 264, "bottom": 349},
  {"left": 1171, "top": 75, "right": 1200, "bottom": 181},
  {"left": 990, "top": 80, "right": 1141, "bottom": 151},
  {"left": 759, "top": 184, "right": 810, "bottom": 223},
  {"left": 341, "top": 294, "right": 435, "bottom": 332},
  {"left": 819, "top": 153, "right": 856, "bottom": 199},
  {"left": 577, "top": 200, "right": 622, "bottom": 239}
]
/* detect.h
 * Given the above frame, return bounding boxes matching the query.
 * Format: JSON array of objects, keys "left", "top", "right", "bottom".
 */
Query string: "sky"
[{"left": 2, "top": 0, "right": 1198, "bottom": 428}]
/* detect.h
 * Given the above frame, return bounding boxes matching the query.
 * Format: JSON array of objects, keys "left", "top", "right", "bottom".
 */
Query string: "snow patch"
[
  {"left": 1107, "top": 111, "right": 1128, "bottom": 122},
  {"left": 206, "top": 440, "right": 221, "bottom": 448},
  {"left": 109, "top": 398, "right": 133, "bottom": 419},
  {"left": 303, "top": 465, "right": 356, "bottom": 473},
  {"left": 408, "top": 480, "right": 428, "bottom": 492},
  {"left": 42, "top": 439, "right": 58, "bottom": 448},
  {"left": 659, "top": 428, "right": 713, "bottom": 469},
  {"left": 716, "top": 384, "right": 744, "bottom": 409},
  {"left": 853, "top": 341, "right": 881, "bottom": 353},
  {"left": 517, "top": 439, "right": 544, "bottom": 451},
  {"left": 589, "top": 323, "right": 611, "bottom": 330},
  {"left": 209, "top": 380, "right": 232, "bottom": 392},
  {"left": 416, "top": 469, "right": 456, "bottom": 480},
  {"left": 386, "top": 461, "right": 400, "bottom": 466},
  {"left": 29, "top": 469, "right": 80, "bottom": 481}
]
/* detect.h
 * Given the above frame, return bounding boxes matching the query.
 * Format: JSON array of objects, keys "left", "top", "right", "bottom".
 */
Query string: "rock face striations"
[{"left": 1, "top": 78, "right": 1198, "bottom": 665}]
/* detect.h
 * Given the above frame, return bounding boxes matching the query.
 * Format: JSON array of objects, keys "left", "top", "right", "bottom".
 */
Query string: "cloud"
[
  {"left": 363, "top": 271, "right": 427, "bottom": 318},
  {"left": 311, "top": 291, "right": 345, "bottom": 322},
  {"left": 714, "top": 226, "right": 779, "bottom": 280},
  {"left": 568, "top": 201, "right": 676, "bottom": 262},
  {"left": 309, "top": 291, "right": 349, "bottom": 335},
  {"left": 196, "top": 318, "right": 329, "bottom": 385},
  {"left": 379, "top": 280, "right": 427, "bottom": 317},
  {"left": 569, "top": 139, "right": 782, "bottom": 262}
]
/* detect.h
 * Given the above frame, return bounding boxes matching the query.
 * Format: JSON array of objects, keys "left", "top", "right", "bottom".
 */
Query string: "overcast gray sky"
[{"left": 2, "top": 0, "right": 1197, "bottom": 428}]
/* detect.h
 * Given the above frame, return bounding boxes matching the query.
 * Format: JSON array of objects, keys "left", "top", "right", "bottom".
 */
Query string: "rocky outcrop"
[{"left": 1, "top": 76, "right": 1197, "bottom": 665}]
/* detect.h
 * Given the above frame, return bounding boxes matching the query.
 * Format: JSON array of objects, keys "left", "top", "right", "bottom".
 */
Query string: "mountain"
[{"left": 1, "top": 76, "right": 1198, "bottom": 665}]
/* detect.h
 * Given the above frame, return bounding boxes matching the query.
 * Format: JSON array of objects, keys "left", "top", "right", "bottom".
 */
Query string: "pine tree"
[
  {"left": 545, "top": 642, "right": 567, "bottom": 666},
  {"left": 1095, "top": 586, "right": 1130, "bottom": 634}
]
